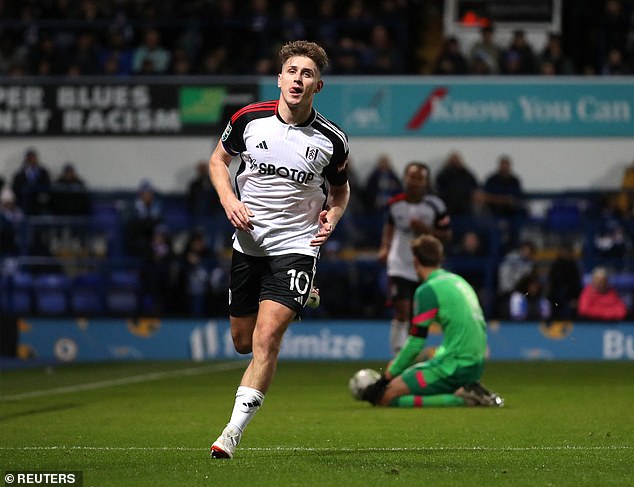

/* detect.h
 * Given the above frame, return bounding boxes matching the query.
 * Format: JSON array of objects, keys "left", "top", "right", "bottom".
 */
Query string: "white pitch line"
[
  {"left": 1, "top": 361, "right": 247, "bottom": 401},
  {"left": 0, "top": 446, "right": 630, "bottom": 452}
]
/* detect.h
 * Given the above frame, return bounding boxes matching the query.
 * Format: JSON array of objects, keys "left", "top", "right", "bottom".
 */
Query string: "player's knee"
[{"left": 232, "top": 331, "right": 253, "bottom": 354}]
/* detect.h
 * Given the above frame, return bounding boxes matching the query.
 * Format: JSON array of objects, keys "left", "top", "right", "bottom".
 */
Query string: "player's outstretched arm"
[{"left": 208, "top": 140, "right": 253, "bottom": 231}]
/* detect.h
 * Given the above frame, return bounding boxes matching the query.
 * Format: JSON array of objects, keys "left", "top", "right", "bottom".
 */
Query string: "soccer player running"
[
  {"left": 378, "top": 162, "right": 451, "bottom": 356},
  {"left": 208, "top": 41, "right": 350, "bottom": 459},
  {"left": 363, "top": 235, "right": 503, "bottom": 408}
]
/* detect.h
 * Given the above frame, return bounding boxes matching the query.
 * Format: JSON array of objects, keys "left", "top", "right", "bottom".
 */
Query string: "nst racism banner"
[
  {"left": 261, "top": 78, "right": 634, "bottom": 137},
  {"left": 0, "top": 82, "right": 256, "bottom": 136}
]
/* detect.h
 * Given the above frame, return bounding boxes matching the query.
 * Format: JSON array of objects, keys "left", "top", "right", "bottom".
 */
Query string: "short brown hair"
[
  {"left": 411, "top": 235, "right": 444, "bottom": 267},
  {"left": 279, "top": 40, "right": 328, "bottom": 74}
]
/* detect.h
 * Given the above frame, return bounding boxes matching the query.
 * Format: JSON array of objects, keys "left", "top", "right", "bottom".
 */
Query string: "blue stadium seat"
[
  {"left": 546, "top": 200, "right": 582, "bottom": 232},
  {"left": 33, "top": 273, "right": 70, "bottom": 315},
  {"left": 70, "top": 273, "right": 105, "bottom": 315},
  {"left": 106, "top": 270, "right": 140, "bottom": 315},
  {"left": 4, "top": 272, "right": 34, "bottom": 315}
]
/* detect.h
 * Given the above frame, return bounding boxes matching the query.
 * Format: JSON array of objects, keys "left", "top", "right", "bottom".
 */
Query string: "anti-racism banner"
[
  {"left": 0, "top": 82, "right": 256, "bottom": 136},
  {"left": 261, "top": 78, "right": 634, "bottom": 137}
]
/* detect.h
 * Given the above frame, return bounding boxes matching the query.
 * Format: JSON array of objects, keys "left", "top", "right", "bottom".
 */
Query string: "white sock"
[
  {"left": 390, "top": 320, "right": 409, "bottom": 356},
  {"left": 228, "top": 386, "right": 265, "bottom": 433}
]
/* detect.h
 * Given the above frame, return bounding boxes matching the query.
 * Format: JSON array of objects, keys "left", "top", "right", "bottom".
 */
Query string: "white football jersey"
[
  {"left": 386, "top": 193, "right": 450, "bottom": 281},
  {"left": 221, "top": 100, "right": 349, "bottom": 257}
]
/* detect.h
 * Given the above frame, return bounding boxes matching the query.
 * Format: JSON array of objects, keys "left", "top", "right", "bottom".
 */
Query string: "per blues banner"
[{"left": 0, "top": 81, "right": 257, "bottom": 136}]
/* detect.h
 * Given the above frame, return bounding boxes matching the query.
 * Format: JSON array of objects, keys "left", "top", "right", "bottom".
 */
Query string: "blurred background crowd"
[
  {"left": 0, "top": 0, "right": 633, "bottom": 322},
  {"left": 0, "top": 0, "right": 632, "bottom": 77},
  {"left": 1, "top": 146, "right": 633, "bottom": 321}
]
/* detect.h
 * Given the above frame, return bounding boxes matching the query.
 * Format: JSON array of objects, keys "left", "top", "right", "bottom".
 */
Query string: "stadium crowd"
[
  {"left": 1, "top": 147, "right": 633, "bottom": 320},
  {"left": 1, "top": 0, "right": 633, "bottom": 319},
  {"left": 0, "top": 0, "right": 632, "bottom": 77}
]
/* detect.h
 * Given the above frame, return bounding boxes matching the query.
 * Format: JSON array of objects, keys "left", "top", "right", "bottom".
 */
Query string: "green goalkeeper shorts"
[{"left": 401, "top": 359, "right": 484, "bottom": 396}]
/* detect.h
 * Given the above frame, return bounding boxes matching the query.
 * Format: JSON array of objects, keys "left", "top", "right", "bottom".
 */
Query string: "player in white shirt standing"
[
  {"left": 208, "top": 40, "right": 350, "bottom": 459},
  {"left": 378, "top": 162, "right": 451, "bottom": 356}
]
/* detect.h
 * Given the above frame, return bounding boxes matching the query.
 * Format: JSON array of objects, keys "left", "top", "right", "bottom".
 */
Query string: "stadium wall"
[
  {"left": 0, "top": 77, "right": 632, "bottom": 192},
  {"left": 16, "top": 318, "right": 634, "bottom": 363}
]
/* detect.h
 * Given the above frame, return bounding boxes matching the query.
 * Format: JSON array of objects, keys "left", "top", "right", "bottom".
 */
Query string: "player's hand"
[
  {"left": 223, "top": 197, "right": 254, "bottom": 231},
  {"left": 410, "top": 218, "right": 430, "bottom": 235},
  {"left": 361, "top": 375, "right": 390, "bottom": 405},
  {"left": 310, "top": 210, "right": 333, "bottom": 246}
]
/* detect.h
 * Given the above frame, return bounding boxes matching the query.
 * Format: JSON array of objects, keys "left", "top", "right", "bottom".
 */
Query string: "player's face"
[
  {"left": 278, "top": 56, "right": 323, "bottom": 109},
  {"left": 404, "top": 167, "right": 428, "bottom": 196}
]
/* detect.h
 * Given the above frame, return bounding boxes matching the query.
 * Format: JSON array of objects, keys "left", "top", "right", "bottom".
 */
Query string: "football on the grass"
[{"left": 348, "top": 368, "right": 381, "bottom": 400}]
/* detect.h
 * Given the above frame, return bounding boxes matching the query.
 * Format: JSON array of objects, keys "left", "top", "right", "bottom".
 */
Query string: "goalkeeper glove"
[{"left": 361, "top": 375, "right": 390, "bottom": 405}]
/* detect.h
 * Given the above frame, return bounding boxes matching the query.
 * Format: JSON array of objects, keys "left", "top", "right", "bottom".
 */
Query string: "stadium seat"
[
  {"left": 546, "top": 200, "right": 582, "bottom": 232},
  {"left": 70, "top": 272, "right": 105, "bottom": 315},
  {"left": 4, "top": 272, "right": 34, "bottom": 315},
  {"left": 106, "top": 270, "right": 140, "bottom": 315},
  {"left": 33, "top": 273, "right": 70, "bottom": 315}
]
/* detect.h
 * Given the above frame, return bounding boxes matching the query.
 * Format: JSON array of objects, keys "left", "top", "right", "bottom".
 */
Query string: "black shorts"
[
  {"left": 229, "top": 250, "right": 317, "bottom": 317},
  {"left": 388, "top": 276, "right": 419, "bottom": 302}
]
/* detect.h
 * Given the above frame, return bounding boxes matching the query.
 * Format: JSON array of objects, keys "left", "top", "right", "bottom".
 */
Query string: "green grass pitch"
[{"left": 1, "top": 360, "right": 632, "bottom": 486}]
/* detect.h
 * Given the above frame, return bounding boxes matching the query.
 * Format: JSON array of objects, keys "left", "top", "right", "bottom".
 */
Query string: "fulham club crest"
[{"left": 305, "top": 146, "right": 320, "bottom": 161}]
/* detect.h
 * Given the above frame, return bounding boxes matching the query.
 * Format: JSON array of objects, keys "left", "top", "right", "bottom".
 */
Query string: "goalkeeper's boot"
[
  {"left": 457, "top": 382, "right": 504, "bottom": 407},
  {"left": 211, "top": 424, "right": 242, "bottom": 459}
]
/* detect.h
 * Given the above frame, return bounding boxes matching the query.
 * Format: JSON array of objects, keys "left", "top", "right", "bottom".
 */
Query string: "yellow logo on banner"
[
  {"left": 127, "top": 318, "right": 161, "bottom": 337},
  {"left": 539, "top": 321, "right": 574, "bottom": 339}
]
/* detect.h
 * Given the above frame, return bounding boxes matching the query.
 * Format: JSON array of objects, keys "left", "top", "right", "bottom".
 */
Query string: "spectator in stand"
[
  {"left": 187, "top": 160, "right": 220, "bottom": 218},
  {"left": 501, "top": 30, "right": 537, "bottom": 75},
  {"left": 132, "top": 28, "right": 171, "bottom": 74},
  {"left": 168, "top": 47, "right": 193, "bottom": 75},
  {"left": 540, "top": 33, "right": 574, "bottom": 75},
  {"left": 29, "top": 33, "right": 68, "bottom": 76},
  {"left": 11, "top": 147, "right": 51, "bottom": 215},
  {"left": 0, "top": 32, "right": 29, "bottom": 75},
  {"left": 469, "top": 25, "right": 501, "bottom": 74},
  {"left": 141, "top": 223, "right": 175, "bottom": 315},
  {"left": 433, "top": 36, "right": 468, "bottom": 75},
  {"left": 99, "top": 30, "right": 134, "bottom": 76},
  {"left": 0, "top": 187, "right": 24, "bottom": 257},
  {"left": 51, "top": 163, "right": 90, "bottom": 216},
  {"left": 68, "top": 31, "right": 100, "bottom": 75},
  {"left": 577, "top": 267, "right": 627, "bottom": 321},
  {"left": 482, "top": 155, "right": 524, "bottom": 218},
  {"left": 591, "top": 192, "right": 628, "bottom": 261},
  {"left": 363, "top": 154, "right": 402, "bottom": 213},
  {"left": 311, "top": 0, "right": 338, "bottom": 52},
  {"left": 450, "top": 230, "right": 489, "bottom": 305},
  {"left": 509, "top": 272, "right": 551, "bottom": 321},
  {"left": 597, "top": 0, "right": 630, "bottom": 73},
  {"left": 361, "top": 24, "right": 404, "bottom": 74},
  {"left": 482, "top": 155, "right": 525, "bottom": 250},
  {"left": 175, "top": 228, "right": 213, "bottom": 316},
  {"left": 496, "top": 240, "right": 537, "bottom": 316},
  {"left": 601, "top": 48, "right": 629, "bottom": 75},
  {"left": 278, "top": 1, "right": 306, "bottom": 45},
  {"left": 546, "top": 242, "right": 582, "bottom": 319},
  {"left": 616, "top": 160, "right": 634, "bottom": 218},
  {"left": 124, "top": 179, "right": 164, "bottom": 257},
  {"left": 435, "top": 151, "right": 480, "bottom": 217}
]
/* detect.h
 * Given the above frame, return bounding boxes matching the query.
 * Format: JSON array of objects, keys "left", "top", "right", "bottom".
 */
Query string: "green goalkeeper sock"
[{"left": 389, "top": 394, "right": 465, "bottom": 408}]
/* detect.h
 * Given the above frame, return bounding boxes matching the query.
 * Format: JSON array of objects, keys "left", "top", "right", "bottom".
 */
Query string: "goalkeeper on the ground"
[{"left": 362, "top": 234, "right": 504, "bottom": 408}]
